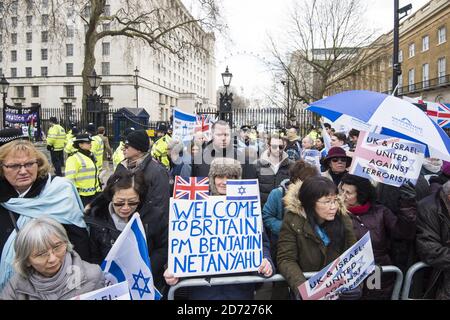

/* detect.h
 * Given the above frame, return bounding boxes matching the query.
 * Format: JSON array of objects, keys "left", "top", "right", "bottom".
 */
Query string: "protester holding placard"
[
  {"left": 340, "top": 174, "right": 417, "bottom": 299},
  {"left": 0, "top": 217, "right": 105, "bottom": 300},
  {"left": 321, "top": 147, "right": 352, "bottom": 186},
  {"left": 164, "top": 158, "right": 274, "bottom": 300},
  {"left": 277, "top": 176, "right": 359, "bottom": 300}
]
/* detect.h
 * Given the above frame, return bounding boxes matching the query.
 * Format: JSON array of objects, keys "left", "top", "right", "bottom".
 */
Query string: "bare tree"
[
  {"left": 266, "top": 0, "right": 379, "bottom": 105},
  {"left": 0, "top": 0, "right": 225, "bottom": 116}
]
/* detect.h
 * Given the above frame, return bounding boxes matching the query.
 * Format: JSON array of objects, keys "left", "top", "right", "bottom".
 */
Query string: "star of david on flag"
[
  {"left": 226, "top": 179, "right": 260, "bottom": 201},
  {"left": 101, "top": 213, "right": 161, "bottom": 300},
  {"left": 173, "top": 176, "right": 209, "bottom": 200}
]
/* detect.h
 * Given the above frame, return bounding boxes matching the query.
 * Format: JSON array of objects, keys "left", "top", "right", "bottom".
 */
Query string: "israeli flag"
[
  {"left": 226, "top": 179, "right": 260, "bottom": 201},
  {"left": 101, "top": 213, "right": 161, "bottom": 300}
]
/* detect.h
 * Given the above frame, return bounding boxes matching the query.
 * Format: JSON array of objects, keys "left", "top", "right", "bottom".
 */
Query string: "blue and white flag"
[
  {"left": 101, "top": 213, "right": 161, "bottom": 300},
  {"left": 226, "top": 179, "right": 260, "bottom": 201},
  {"left": 172, "top": 108, "right": 197, "bottom": 142}
]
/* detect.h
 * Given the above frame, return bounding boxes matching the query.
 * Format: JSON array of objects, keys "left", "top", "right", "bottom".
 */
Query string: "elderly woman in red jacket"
[{"left": 340, "top": 174, "right": 417, "bottom": 299}]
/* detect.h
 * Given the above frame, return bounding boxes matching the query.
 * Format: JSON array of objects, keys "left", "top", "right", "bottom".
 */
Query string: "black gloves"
[
  {"left": 46, "top": 145, "right": 53, "bottom": 151},
  {"left": 339, "top": 286, "right": 362, "bottom": 300},
  {"left": 399, "top": 181, "right": 416, "bottom": 200}
]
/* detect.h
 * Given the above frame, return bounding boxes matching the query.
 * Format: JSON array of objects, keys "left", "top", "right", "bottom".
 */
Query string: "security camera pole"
[{"left": 392, "top": 0, "right": 412, "bottom": 96}]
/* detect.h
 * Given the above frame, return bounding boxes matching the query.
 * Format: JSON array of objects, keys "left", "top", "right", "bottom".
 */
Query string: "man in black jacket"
[
  {"left": 191, "top": 120, "right": 256, "bottom": 179},
  {"left": 114, "top": 130, "right": 169, "bottom": 291},
  {"left": 416, "top": 181, "right": 450, "bottom": 299}
]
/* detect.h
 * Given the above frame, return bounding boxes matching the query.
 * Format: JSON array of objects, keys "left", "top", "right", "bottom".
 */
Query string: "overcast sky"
[{"left": 213, "top": 0, "right": 431, "bottom": 101}]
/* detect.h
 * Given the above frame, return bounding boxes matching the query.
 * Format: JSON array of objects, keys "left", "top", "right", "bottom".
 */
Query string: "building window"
[
  {"left": 101, "top": 85, "right": 111, "bottom": 97},
  {"left": 41, "top": 14, "right": 49, "bottom": 27},
  {"left": 32, "top": 86, "right": 39, "bottom": 97},
  {"left": 11, "top": 68, "right": 17, "bottom": 78},
  {"left": 408, "top": 69, "right": 415, "bottom": 91},
  {"left": 41, "top": 31, "right": 48, "bottom": 43},
  {"left": 26, "top": 49, "right": 32, "bottom": 61},
  {"left": 26, "top": 32, "right": 32, "bottom": 43},
  {"left": 11, "top": 17, "right": 17, "bottom": 28},
  {"left": 25, "top": 67, "right": 32, "bottom": 77},
  {"left": 422, "top": 35, "right": 429, "bottom": 51},
  {"left": 103, "top": 5, "right": 110, "bottom": 16},
  {"left": 41, "top": 49, "right": 48, "bottom": 60},
  {"left": 11, "top": 33, "right": 17, "bottom": 45},
  {"left": 438, "top": 57, "right": 446, "bottom": 84},
  {"left": 11, "top": 50, "right": 17, "bottom": 62},
  {"left": 65, "top": 85, "right": 75, "bottom": 97},
  {"left": 42, "top": 0, "right": 49, "bottom": 8},
  {"left": 41, "top": 66, "right": 48, "bottom": 77},
  {"left": 26, "top": 15, "right": 32, "bottom": 27},
  {"left": 16, "top": 86, "right": 24, "bottom": 97},
  {"left": 0, "top": 51, "right": 2, "bottom": 63},
  {"left": 67, "top": 7, "right": 75, "bottom": 18},
  {"left": 438, "top": 27, "right": 446, "bottom": 45},
  {"left": 102, "top": 23, "right": 110, "bottom": 31},
  {"left": 102, "top": 42, "right": 110, "bottom": 56},
  {"left": 101, "top": 62, "right": 110, "bottom": 75},
  {"left": 66, "top": 63, "right": 74, "bottom": 76},
  {"left": 66, "top": 25, "right": 74, "bottom": 38},
  {"left": 66, "top": 44, "right": 73, "bottom": 56},
  {"left": 422, "top": 63, "right": 429, "bottom": 87},
  {"left": 408, "top": 43, "right": 415, "bottom": 58}
]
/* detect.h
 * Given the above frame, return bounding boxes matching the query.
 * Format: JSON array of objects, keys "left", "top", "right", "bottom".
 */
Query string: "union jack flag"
[
  {"left": 195, "top": 114, "right": 211, "bottom": 133},
  {"left": 414, "top": 99, "right": 450, "bottom": 128},
  {"left": 173, "top": 176, "right": 209, "bottom": 200}
]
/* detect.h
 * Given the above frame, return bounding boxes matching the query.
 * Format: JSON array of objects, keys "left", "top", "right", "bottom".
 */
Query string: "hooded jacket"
[
  {"left": 255, "top": 150, "right": 292, "bottom": 208},
  {"left": 277, "top": 181, "right": 356, "bottom": 295}
]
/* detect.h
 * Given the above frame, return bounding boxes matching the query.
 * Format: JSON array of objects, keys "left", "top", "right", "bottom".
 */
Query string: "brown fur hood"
[{"left": 283, "top": 180, "right": 348, "bottom": 219}]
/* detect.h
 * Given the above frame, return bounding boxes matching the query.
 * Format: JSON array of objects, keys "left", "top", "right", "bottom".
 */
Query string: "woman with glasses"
[
  {"left": 255, "top": 134, "right": 293, "bottom": 209},
  {"left": 340, "top": 174, "right": 416, "bottom": 299},
  {"left": 322, "top": 147, "right": 352, "bottom": 186},
  {"left": 277, "top": 176, "right": 360, "bottom": 300},
  {"left": 85, "top": 171, "right": 146, "bottom": 265},
  {"left": 0, "top": 140, "right": 89, "bottom": 290},
  {"left": 0, "top": 217, "right": 105, "bottom": 300}
]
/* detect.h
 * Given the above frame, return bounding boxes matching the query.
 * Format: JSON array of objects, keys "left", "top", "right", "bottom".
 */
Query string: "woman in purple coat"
[{"left": 340, "top": 174, "right": 417, "bottom": 299}]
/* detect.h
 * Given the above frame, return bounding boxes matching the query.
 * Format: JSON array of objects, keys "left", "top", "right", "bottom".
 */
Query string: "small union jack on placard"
[{"left": 173, "top": 176, "right": 209, "bottom": 200}]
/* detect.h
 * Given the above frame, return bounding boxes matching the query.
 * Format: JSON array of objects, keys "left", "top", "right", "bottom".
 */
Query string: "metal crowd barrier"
[
  {"left": 167, "top": 265, "right": 404, "bottom": 300},
  {"left": 400, "top": 262, "right": 430, "bottom": 300}
]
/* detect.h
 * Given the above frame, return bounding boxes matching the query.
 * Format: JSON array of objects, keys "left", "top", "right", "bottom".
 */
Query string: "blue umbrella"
[{"left": 307, "top": 90, "right": 450, "bottom": 161}]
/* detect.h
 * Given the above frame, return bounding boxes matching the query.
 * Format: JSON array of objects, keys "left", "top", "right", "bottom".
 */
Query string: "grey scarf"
[
  {"left": 423, "top": 158, "right": 443, "bottom": 174},
  {"left": 29, "top": 252, "right": 72, "bottom": 300}
]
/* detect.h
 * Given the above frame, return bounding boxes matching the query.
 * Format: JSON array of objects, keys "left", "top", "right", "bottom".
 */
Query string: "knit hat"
[
  {"left": 324, "top": 147, "right": 352, "bottom": 168},
  {"left": 442, "top": 161, "right": 450, "bottom": 176},
  {"left": 0, "top": 128, "right": 28, "bottom": 147},
  {"left": 125, "top": 130, "right": 149, "bottom": 152},
  {"left": 208, "top": 157, "right": 242, "bottom": 195}
]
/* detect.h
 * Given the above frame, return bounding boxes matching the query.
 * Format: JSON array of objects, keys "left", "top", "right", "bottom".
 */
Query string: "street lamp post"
[
  {"left": 281, "top": 79, "right": 290, "bottom": 128},
  {"left": 1, "top": 74, "right": 10, "bottom": 128},
  {"left": 134, "top": 67, "right": 139, "bottom": 109},
  {"left": 392, "top": 1, "right": 412, "bottom": 96},
  {"left": 220, "top": 66, "right": 233, "bottom": 126},
  {"left": 87, "top": 69, "right": 103, "bottom": 127}
]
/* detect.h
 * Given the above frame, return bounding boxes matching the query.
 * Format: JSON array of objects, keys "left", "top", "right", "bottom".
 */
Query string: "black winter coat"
[
  {"left": 191, "top": 142, "right": 257, "bottom": 179},
  {"left": 255, "top": 151, "right": 292, "bottom": 209},
  {"left": 0, "top": 176, "right": 90, "bottom": 261},
  {"left": 416, "top": 190, "right": 450, "bottom": 300},
  {"left": 115, "top": 154, "right": 170, "bottom": 291}
]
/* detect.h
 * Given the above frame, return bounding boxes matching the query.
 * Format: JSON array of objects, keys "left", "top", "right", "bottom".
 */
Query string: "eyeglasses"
[
  {"left": 2, "top": 160, "right": 38, "bottom": 171},
  {"left": 31, "top": 242, "right": 67, "bottom": 263},
  {"left": 331, "top": 157, "right": 347, "bottom": 163},
  {"left": 113, "top": 200, "right": 140, "bottom": 208},
  {"left": 271, "top": 145, "right": 285, "bottom": 150},
  {"left": 317, "top": 198, "right": 338, "bottom": 207}
]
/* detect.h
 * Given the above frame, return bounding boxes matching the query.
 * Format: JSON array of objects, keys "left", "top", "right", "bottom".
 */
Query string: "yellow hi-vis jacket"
[
  {"left": 47, "top": 124, "right": 66, "bottom": 151},
  {"left": 91, "top": 135, "right": 104, "bottom": 171},
  {"left": 64, "top": 136, "right": 77, "bottom": 156},
  {"left": 65, "top": 151, "right": 101, "bottom": 197},
  {"left": 112, "top": 141, "right": 125, "bottom": 171},
  {"left": 151, "top": 134, "right": 172, "bottom": 170}
]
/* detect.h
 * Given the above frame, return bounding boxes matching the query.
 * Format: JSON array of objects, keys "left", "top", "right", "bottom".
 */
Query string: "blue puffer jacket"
[{"left": 262, "top": 179, "right": 291, "bottom": 237}]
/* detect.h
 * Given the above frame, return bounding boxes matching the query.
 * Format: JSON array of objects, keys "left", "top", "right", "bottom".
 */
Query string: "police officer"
[
  {"left": 46, "top": 117, "right": 66, "bottom": 176},
  {"left": 151, "top": 122, "right": 172, "bottom": 170},
  {"left": 65, "top": 134, "right": 101, "bottom": 206},
  {"left": 112, "top": 127, "right": 135, "bottom": 170},
  {"left": 86, "top": 123, "right": 104, "bottom": 172},
  {"left": 64, "top": 127, "right": 80, "bottom": 156}
]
